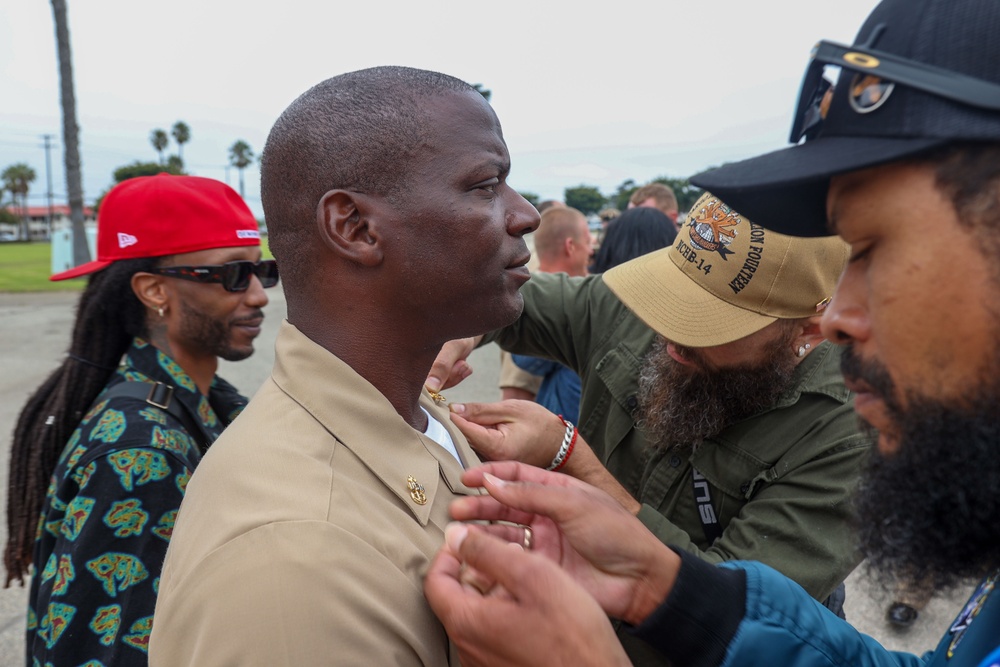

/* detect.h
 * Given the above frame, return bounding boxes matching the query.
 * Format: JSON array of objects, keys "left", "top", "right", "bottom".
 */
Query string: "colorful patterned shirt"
[{"left": 27, "top": 338, "right": 248, "bottom": 667}]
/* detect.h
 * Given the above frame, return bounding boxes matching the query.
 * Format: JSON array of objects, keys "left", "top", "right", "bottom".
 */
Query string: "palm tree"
[
  {"left": 150, "top": 129, "right": 169, "bottom": 165},
  {"left": 228, "top": 140, "right": 254, "bottom": 199},
  {"left": 472, "top": 83, "right": 492, "bottom": 102},
  {"left": 2, "top": 163, "right": 37, "bottom": 240},
  {"left": 51, "top": 0, "right": 90, "bottom": 265},
  {"left": 172, "top": 121, "right": 191, "bottom": 163}
]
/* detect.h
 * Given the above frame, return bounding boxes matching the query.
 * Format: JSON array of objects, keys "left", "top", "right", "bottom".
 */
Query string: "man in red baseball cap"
[{"left": 5, "top": 173, "right": 278, "bottom": 666}]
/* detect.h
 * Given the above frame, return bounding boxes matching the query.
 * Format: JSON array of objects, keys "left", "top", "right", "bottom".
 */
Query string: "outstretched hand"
[
  {"left": 424, "top": 524, "right": 632, "bottom": 667},
  {"left": 450, "top": 462, "right": 680, "bottom": 625},
  {"left": 426, "top": 337, "right": 482, "bottom": 393},
  {"left": 449, "top": 400, "right": 566, "bottom": 468}
]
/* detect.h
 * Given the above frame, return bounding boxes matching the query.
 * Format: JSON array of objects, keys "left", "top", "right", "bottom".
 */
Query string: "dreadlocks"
[{"left": 4, "top": 257, "right": 159, "bottom": 586}]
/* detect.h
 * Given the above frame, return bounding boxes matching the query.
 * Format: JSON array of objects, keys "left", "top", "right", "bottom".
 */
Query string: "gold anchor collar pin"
[
  {"left": 425, "top": 386, "right": 447, "bottom": 405},
  {"left": 407, "top": 475, "right": 428, "bottom": 505}
]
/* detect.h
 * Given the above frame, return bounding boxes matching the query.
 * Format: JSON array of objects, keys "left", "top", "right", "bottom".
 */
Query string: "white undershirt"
[{"left": 421, "top": 407, "right": 463, "bottom": 467}]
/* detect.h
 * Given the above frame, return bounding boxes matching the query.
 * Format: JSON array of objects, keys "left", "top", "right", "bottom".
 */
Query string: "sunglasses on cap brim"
[
  {"left": 790, "top": 24, "right": 1000, "bottom": 144},
  {"left": 150, "top": 259, "right": 279, "bottom": 292}
]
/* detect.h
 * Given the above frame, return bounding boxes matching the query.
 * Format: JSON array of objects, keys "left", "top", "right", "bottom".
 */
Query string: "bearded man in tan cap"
[{"left": 428, "top": 190, "right": 871, "bottom": 664}]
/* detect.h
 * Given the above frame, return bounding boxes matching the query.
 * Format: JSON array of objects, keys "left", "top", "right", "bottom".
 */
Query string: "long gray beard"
[{"left": 637, "top": 334, "right": 799, "bottom": 453}]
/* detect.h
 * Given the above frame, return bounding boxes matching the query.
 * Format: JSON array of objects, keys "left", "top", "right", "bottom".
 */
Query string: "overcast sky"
[{"left": 1, "top": 0, "right": 880, "bottom": 218}]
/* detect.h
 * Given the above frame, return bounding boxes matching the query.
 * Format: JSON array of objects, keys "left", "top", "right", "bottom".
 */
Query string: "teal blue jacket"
[{"left": 631, "top": 554, "right": 1000, "bottom": 667}]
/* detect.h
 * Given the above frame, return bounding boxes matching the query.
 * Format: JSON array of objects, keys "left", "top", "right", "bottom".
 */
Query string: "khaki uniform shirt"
[{"left": 150, "top": 321, "right": 478, "bottom": 666}]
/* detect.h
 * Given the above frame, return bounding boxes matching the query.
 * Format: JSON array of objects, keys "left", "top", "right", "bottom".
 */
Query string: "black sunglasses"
[
  {"left": 150, "top": 259, "right": 279, "bottom": 292},
  {"left": 790, "top": 24, "right": 1000, "bottom": 144}
]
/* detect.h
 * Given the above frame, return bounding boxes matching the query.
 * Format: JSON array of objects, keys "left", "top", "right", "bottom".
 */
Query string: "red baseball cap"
[{"left": 51, "top": 173, "right": 261, "bottom": 281}]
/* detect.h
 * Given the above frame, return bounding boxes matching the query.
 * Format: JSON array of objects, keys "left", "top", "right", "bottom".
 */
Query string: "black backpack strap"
[{"left": 100, "top": 381, "right": 213, "bottom": 451}]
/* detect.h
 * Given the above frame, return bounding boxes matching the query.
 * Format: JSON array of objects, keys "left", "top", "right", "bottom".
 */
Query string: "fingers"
[
  {"left": 450, "top": 400, "right": 522, "bottom": 425},
  {"left": 443, "top": 524, "right": 551, "bottom": 604},
  {"left": 444, "top": 360, "right": 474, "bottom": 391},
  {"left": 424, "top": 526, "right": 516, "bottom": 608},
  {"left": 427, "top": 338, "right": 478, "bottom": 392},
  {"left": 450, "top": 494, "right": 537, "bottom": 526},
  {"left": 467, "top": 520, "right": 534, "bottom": 549},
  {"left": 462, "top": 461, "right": 579, "bottom": 489},
  {"left": 450, "top": 399, "right": 556, "bottom": 426},
  {"left": 424, "top": 540, "right": 469, "bottom": 614},
  {"left": 479, "top": 472, "right": 599, "bottom": 525},
  {"left": 449, "top": 413, "right": 507, "bottom": 461}
]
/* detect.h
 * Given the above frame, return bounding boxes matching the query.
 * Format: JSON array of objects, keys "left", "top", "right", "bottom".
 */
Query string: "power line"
[{"left": 0, "top": 140, "right": 53, "bottom": 149}]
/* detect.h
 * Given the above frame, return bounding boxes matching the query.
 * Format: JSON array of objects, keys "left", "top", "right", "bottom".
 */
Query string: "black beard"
[
  {"left": 179, "top": 300, "right": 254, "bottom": 362},
  {"left": 636, "top": 332, "right": 799, "bottom": 454},
  {"left": 845, "top": 347, "right": 1000, "bottom": 591}
]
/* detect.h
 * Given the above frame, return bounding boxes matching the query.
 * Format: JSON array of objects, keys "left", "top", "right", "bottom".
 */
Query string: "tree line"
[
  {"left": 520, "top": 175, "right": 707, "bottom": 217},
  {"left": 1, "top": 157, "right": 708, "bottom": 240},
  {"left": 0, "top": 122, "right": 258, "bottom": 238},
  {"left": 94, "top": 124, "right": 254, "bottom": 210}
]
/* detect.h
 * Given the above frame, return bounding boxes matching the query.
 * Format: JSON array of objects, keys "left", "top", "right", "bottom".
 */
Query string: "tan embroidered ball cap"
[{"left": 602, "top": 191, "right": 849, "bottom": 347}]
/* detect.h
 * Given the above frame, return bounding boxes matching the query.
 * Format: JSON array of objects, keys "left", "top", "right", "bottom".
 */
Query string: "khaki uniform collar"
[{"left": 270, "top": 320, "right": 480, "bottom": 525}]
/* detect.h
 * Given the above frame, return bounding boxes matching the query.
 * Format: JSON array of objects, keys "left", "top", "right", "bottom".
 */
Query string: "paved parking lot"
[{"left": 0, "top": 287, "right": 965, "bottom": 662}]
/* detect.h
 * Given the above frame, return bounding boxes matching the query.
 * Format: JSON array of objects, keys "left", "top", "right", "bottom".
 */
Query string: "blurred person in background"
[
  {"left": 589, "top": 206, "right": 676, "bottom": 274},
  {"left": 510, "top": 206, "right": 594, "bottom": 422},
  {"left": 629, "top": 182, "right": 679, "bottom": 228}
]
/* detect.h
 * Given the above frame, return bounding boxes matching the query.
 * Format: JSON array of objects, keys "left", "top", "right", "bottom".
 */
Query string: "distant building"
[{"left": 0, "top": 205, "right": 97, "bottom": 241}]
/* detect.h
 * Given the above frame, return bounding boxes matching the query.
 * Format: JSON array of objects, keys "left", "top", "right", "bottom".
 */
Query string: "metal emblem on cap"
[
  {"left": 687, "top": 198, "right": 741, "bottom": 259},
  {"left": 848, "top": 73, "right": 895, "bottom": 114},
  {"left": 842, "top": 52, "right": 880, "bottom": 68},
  {"left": 407, "top": 476, "right": 427, "bottom": 505}
]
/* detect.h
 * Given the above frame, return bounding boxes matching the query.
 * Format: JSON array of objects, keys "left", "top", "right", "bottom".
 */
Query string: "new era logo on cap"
[
  {"left": 236, "top": 230, "right": 260, "bottom": 239},
  {"left": 118, "top": 233, "right": 138, "bottom": 248}
]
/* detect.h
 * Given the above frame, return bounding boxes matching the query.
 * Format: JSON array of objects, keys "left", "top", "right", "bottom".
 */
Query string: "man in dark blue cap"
[{"left": 423, "top": 0, "right": 1000, "bottom": 665}]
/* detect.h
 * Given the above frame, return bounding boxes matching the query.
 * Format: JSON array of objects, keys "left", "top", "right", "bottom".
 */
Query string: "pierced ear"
[
  {"left": 793, "top": 315, "right": 826, "bottom": 356},
  {"left": 131, "top": 272, "right": 169, "bottom": 314},
  {"left": 316, "top": 190, "right": 383, "bottom": 267},
  {"left": 798, "top": 314, "right": 824, "bottom": 338}
]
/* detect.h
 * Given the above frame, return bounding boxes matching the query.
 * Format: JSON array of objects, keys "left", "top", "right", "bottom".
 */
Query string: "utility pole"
[{"left": 42, "top": 134, "right": 55, "bottom": 238}]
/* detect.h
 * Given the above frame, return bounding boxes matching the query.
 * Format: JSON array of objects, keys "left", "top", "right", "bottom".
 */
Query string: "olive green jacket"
[{"left": 486, "top": 272, "right": 872, "bottom": 602}]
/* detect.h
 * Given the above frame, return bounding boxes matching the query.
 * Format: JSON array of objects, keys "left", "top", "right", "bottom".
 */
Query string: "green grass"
[
  {"left": 0, "top": 237, "right": 273, "bottom": 293},
  {"left": 0, "top": 242, "right": 87, "bottom": 292}
]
